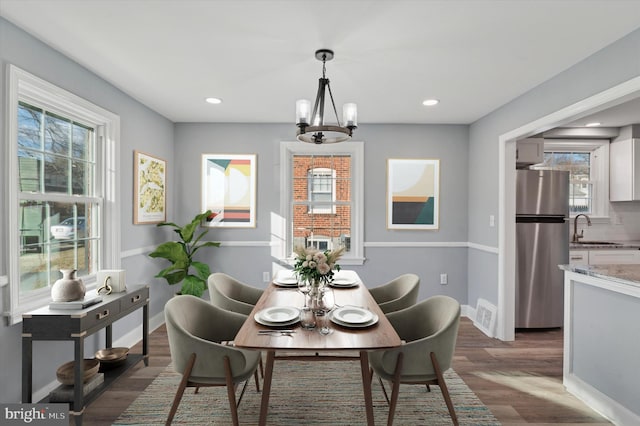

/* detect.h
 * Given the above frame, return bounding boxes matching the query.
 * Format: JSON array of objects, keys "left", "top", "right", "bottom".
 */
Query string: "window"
[
  {"left": 5, "top": 65, "right": 120, "bottom": 324},
  {"left": 280, "top": 142, "right": 364, "bottom": 265},
  {"left": 532, "top": 139, "right": 609, "bottom": 217},
  {"left": 308, "top": 168, "right": 336, "bottom": 214}
]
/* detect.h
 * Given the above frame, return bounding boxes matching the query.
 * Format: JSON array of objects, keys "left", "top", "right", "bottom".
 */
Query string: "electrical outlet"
[
  {"left": 263, "top": 272, "right": 270, "bottom": 282},
  {"left": 489, "top": 215, "right": 495, "bottom": 227},
  {"left": 440, "top": 273, "right": 448, "bottom": 285}
]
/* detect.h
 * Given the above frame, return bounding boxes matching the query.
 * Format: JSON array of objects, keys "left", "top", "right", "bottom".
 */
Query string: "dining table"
[{"left": 233, "top": 270, "right": 402, "bottom": 426}]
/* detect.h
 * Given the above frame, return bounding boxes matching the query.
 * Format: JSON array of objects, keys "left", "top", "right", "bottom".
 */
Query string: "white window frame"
[
  {"left": 4, "top": 65, "right": 121, "bottom": 325},
  {"left": 542, "top": 139, "right": 609, "bottom": 219},
  {"left": 279, "top": 141, "right": 364, "bottom": 265},
  {"left": 308, "top": 167, "right": 336, "bottom": 214}
]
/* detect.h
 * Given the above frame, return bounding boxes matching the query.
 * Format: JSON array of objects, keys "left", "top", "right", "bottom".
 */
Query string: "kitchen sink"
[{"left": 573, "top": 241, "right": 622, "bottom": 246}]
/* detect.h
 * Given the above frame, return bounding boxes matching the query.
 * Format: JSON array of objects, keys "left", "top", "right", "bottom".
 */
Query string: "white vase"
[{"left": 51, "top": 269, "right": 86, "bottom": 302}]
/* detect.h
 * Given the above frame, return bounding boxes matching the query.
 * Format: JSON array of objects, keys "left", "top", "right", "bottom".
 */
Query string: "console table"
[{"left": 22, "top": 284, "right": 149, "bottom": 425}]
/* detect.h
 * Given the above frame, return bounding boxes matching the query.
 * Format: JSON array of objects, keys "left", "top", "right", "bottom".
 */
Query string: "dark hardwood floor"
[{"left": 81, "top": 318, "right": 611, "bottom": 425}]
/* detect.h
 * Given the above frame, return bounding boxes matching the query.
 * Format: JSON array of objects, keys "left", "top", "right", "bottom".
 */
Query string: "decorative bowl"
[
  {"left": 56, "top": 359, "right": 100, "bottom": 385},
  {"left": 95, "top": 347, "right": 129, "bottom": 368}
]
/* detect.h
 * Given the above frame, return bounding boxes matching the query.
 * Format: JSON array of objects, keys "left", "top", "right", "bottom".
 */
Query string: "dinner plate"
[
  {"left": 255, "top": 306, "right": 300, "bottom": 325},
  {"left": 273, "top": 276, "right": 298, "bottom": 287},
  {"left": 329, "top": 277, "right": 358, "bottom": 288},
  {"left": 329, "top": 310, "right": 379, "bottom": 328},
  {"left": 332, "top": 306, "right": 374, "bottom": 324}
]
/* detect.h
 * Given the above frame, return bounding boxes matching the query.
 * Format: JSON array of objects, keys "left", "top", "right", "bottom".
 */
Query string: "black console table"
[{"left": 22, "top": 284, "right": 149, "bottom": 425}]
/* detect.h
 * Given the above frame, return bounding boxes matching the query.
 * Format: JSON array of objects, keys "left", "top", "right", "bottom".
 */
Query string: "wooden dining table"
[{"left": 234, "top": 270, "right": 402, "bottom": 426}]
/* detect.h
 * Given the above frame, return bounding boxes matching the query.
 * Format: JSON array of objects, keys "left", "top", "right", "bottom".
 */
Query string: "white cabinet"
[
  {"left": 516, "top": 138, "right": 544, "bottom": 166},
  {"left": 610, "top": 138, "right": 640, "bottom": 201},
  {"left": 570, "top": 249, "right": 640, "bottom": 265},
  {"left": 588, "top": 249, "right": 640, "bottom": 265},
  {"left": 569, "top": 250, "right": 589, "bottom": 265}
]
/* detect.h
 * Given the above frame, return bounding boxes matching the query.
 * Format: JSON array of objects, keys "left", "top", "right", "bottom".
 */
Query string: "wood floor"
[{"left": 81, "top": 318, "right": 611, "bottom": 425}]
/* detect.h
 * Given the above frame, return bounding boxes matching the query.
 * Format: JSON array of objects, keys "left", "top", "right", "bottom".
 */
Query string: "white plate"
[
  {"left": 329, "top": 277, "right": 358, "bottom": 288},
  {"left": 255, "top": 306, "right": 299, "bottom": 324},
  {"left": 329, "top": 310, "right": 379, "bottom": 328},
  {"left": 273, "top": 276, "right": 298, "bottom": 287},
  {"left": 255, "top": 315, "right": 300, "bottom": 327},
  {"left": 333, "top": 306, "right": 374, "bottom": 324}
]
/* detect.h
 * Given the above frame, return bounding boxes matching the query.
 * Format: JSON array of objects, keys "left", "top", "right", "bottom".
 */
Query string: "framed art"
[
  {"left": 201, "top": 154, "right": 257, "bottom": 227},
  {"left": 387, "top": 158, "right": 440, "bottom": 230},
  {"left": 134, "top": 150, "right": 166, "bottom": 224}
]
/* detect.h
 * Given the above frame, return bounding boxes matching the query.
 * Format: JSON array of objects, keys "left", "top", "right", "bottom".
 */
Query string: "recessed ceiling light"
[
  {"left": 422, "top": 99, "right": 439, "bottom": 106},
  {"left": 205, "top": 97, "right": 222, "bottom": 104},
  {"left": 585, "top": 122, "right": 601, "bottom": 127}
]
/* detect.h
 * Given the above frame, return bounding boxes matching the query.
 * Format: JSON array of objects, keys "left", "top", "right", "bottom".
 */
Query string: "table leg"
[
  {"left": 143, "top": 302, "right": 149, "bottom": 366},
  {"left": 73, "top": 336, "right": 85, "bottom": 425},
  {"left": 21, "top": 334, "right": 33, "bottom": 403},
  {"left": 360, "top": 351, "right": 375, "bottom": 426},
  {"left": 259, "top": 351, "right": 275, "bottom": 426}
]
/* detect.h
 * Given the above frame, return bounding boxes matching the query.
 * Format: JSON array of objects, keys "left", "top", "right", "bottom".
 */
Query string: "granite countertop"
[
  {"left": 560, "top": 264, "right": 640, "bottom": 288},
  {"left": 569, "top": 240, "right": 640, "bottom": 250}
]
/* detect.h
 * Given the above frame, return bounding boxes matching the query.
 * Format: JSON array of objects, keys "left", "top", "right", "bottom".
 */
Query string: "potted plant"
[{"left": 149, "top": 210, "right": 220, "bottom": 297}]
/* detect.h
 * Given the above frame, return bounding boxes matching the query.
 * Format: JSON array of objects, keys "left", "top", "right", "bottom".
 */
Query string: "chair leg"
[
  {"left": 378, "top": 376, "right": 390, "bottom": 405},
  {"left": 259, "top": 356, "right": 264, "bottom": 378},
  {"left": 166, "top": 353, "right": 196, "bottom": 426},
  {"left": 224, "top": 356, "right": 240, "bottom": 426},
  {"left": 387, "top": 352, "right": 404, "bottom": 426},
  {"left": 254, "top": 369, "right": 261, "bottom": 392},
  {"left": 430, "top": 352, "right": 458, "bottom": 426}
]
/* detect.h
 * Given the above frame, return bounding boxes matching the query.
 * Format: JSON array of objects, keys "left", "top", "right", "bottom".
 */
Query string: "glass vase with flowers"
[{"left": 292, "top": 245, "right": 344, "bottom": 310}]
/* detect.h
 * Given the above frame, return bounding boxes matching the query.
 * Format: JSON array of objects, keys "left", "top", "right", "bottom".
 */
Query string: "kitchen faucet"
[{"left": 572, "top": 214, "right": 592, "bottom": 243}]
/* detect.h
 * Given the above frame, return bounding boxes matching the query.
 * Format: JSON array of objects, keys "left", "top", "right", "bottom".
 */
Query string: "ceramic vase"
[{"left": 51, "top": 269, "right": 86, "bottom": 302}]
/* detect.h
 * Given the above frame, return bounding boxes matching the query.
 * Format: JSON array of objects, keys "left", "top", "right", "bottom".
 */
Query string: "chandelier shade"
[{"left": 296, "top": 49, "right": 357, "bottom": 144}]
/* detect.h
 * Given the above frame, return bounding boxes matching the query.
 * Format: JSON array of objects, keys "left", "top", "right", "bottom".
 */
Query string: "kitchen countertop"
[
  {"left": 559, "top": 263, "right": 640, "bottom": 288},
  {"left": 569, "top": 240, "right": 640, "bottom": 250}
]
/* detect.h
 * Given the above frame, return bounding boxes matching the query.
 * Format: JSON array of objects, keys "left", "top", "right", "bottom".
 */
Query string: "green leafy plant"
[{"left": 149, "top": 211, "right": 220, "bottom": 297}]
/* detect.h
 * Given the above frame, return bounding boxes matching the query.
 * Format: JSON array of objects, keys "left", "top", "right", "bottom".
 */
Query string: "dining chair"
[
  {"left": 368, "top": 273, "right": 420, "bottom": 314},
  {"left": 208, "top": 272, "right": 264, "bottom": 316},
  {"left": 369, "top": 295, "right": 461, "bottom": 426},
  {"left": 164, "top": 295, "right": 262, "bottom": 426}
]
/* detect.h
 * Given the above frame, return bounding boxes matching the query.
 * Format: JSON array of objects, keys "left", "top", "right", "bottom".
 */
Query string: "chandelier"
[{"left": 295, "top": 49, "right": 357, "bottom": 144}]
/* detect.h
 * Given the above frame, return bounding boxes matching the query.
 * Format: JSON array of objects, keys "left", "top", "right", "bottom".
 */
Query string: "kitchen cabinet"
[
  {"left": 570, "top": 249, "right": 640, "bottom": 265},
  {"left": 569, "top": 250, "right": 588, "bottom": 265},
  {"left": 516, "top": 138, "right": 544, "bottom": 166},
  {"left": 609, "top": 137, "right": 640, "bottom": 201},
  {"left": 587, "top": 249, "right": 640, "bottom": 265}
]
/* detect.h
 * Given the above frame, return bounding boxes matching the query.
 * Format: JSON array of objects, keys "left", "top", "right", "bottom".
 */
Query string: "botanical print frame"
[
  {"left": 387, "top": 158, "right": 440, "bottom": 230},
  {"left": 134, "top": 150, "right": 167, "bottom": 224},
  {"left": 201, "top": 154, "right": 257, "bottom": 228}
]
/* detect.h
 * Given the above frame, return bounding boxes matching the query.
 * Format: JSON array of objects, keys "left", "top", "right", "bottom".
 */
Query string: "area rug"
[{"left": 115, "top": 360, "right": 500, "bottom": 425}]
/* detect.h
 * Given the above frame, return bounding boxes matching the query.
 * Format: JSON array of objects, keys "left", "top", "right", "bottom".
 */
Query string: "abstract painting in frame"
[
  {"left": 387, "top": 158, "right": 440, "bottom": 230},
  {"left": 134, "top": 150, "right": 166, "bottom": 224},
  {"left": 201, "top": 154, "right": 256, "bottom": 228}
]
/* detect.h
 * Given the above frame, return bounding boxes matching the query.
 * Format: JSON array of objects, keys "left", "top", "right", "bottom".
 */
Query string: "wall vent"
[{"left": 474, "top": 298, "right": 497, "bottom": 338}]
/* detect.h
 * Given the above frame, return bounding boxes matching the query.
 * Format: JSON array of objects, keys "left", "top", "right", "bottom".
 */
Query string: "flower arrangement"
[{"left": 293, "top": 246, "right": 345, "bottom": 285}]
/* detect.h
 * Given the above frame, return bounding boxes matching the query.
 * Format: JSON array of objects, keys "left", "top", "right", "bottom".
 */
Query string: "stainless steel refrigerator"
[{"left": 516, "top": 169, "right": 569, "bottom": 328}]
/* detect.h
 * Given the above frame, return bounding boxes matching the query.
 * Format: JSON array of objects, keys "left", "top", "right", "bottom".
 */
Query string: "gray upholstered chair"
[
  {"left": 208, "top": 272, "right": 264, "bottom": 316},
  {"left": 368, "top": 273, "right": 420, "bottom": 314},
  {"left": 369, "top": 295, "right": 461, "bottom": 426},
  {"left": 164, "top": 295, "right": 261, "bottom": 426}
]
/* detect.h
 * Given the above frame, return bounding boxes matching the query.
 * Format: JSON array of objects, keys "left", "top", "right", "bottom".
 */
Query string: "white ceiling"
[{"left": 2, "top": 0, "right": 640, "bottom": 125}]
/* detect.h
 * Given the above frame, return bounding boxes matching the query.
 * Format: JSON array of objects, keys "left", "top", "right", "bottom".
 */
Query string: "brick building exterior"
[{"left": 292, "top": 155, "right": 351, "bottom": 251}]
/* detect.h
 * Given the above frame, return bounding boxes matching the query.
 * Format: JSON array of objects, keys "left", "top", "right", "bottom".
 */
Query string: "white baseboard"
[
  {"left": 31, "top": 310, "right": 165, "bottom": 403},
  {"left": 564, "top": 373, "right": 640, "bottom": 425}
]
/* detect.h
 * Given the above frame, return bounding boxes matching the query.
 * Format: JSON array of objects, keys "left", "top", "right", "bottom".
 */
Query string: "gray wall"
[
  {"left": 0, "top": 18, "right": 175, "bottom": 403},
  {"left": 467, "top": 27, "right": 640, "bottom": 309},
  {"left": 2, "top": 13, "right": 639, "bottom": 405},
  {"left": 173, "top": 123, "right": 470, "bottom": 303}
]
